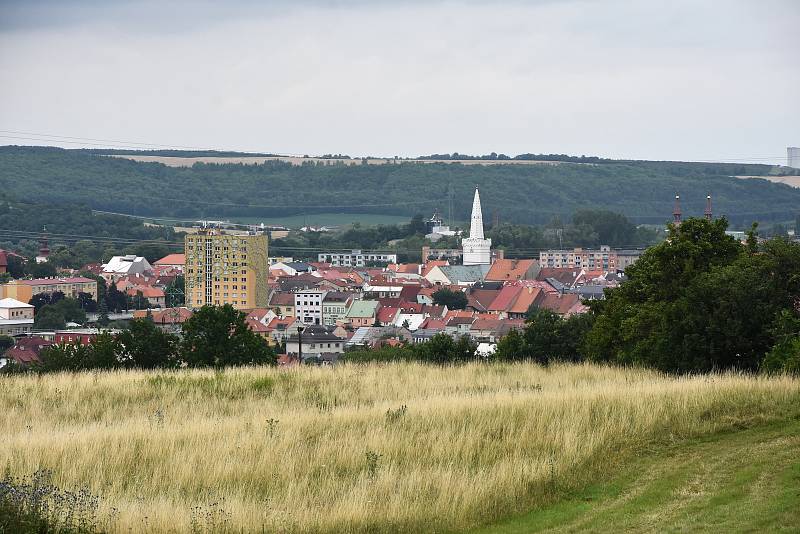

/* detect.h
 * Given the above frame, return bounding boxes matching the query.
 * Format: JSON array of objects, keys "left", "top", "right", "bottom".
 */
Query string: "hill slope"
[
  {"left": 1, "top": 146, "right": 797, "bottom": 225},
  {"left": 483, "top": 419, "right": 800, "bottom": 533}
]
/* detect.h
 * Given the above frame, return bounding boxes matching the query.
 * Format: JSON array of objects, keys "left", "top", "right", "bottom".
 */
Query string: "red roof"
[
  {"left": 421, "top": 260, "right": 449, "bottom": 277},
  {"left": 21, "top": 277, "right": 96, "bottom": 285},
  {"left": 467, "top": 289, "right": 500, "bottom": 312},
  {"left": 133, "top": 307, "right": 193, "bottom": 323},
  {"left": 419, "top": 317, "right": 446, "bottom": 330},
  {"left": 399, "top": 286, "right": 421, "bottom": 302},
  {"left": 534, "top": 293, "right": 582, "bottom": 315},
  {"left": 377, "top": 306, "right": 400, "bottom": 324},
  {"left": 5, "top": 337, "right": 53, "bottom": 365},
  {"left": 470, "top": 317, "right": 503, "bottom": 331},
  {"left": 154, "top": 253, "right": 185, "bottom": 266},
  {"left": 127, "top": 286, "right": 165, "bottom": 299},
  {"left": 245, "top": 316, "right": 270, "bottom": 333},
  {"left": 486, "top": 259, "right": 538, "bottom": 282},
  {"left": 269, "top": 292, "right": 295, "bottom": 306},
  {"left": 508, "top": 286, "right": 541, "bottom": 315},
  {"left": 488, "top": 285, "right": 522, "bottom": 312}
]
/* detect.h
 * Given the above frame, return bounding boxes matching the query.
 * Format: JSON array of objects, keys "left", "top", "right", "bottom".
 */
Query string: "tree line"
[
  {"left": 4, "top": 305, "right": 275, "bottom": 374},
  {"left": 2, "top": 146, "right": 798, "bottom": 226}
]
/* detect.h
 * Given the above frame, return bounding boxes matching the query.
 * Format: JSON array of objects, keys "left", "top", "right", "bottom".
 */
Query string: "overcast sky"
[{"left": 0, "top": 0, "right": 798, "bottom": 163}]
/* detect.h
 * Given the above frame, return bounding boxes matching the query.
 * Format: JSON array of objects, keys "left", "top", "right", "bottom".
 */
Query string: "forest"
[{"left": 1, "top": 146, "right": 798, "bottom": 226}]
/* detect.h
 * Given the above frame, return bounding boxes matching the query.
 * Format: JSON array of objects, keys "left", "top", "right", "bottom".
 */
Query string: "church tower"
[{"left": 462, "top": 188, "right": 492, "bottom": 265}]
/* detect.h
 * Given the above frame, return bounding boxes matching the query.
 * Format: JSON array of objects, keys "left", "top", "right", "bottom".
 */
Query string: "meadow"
[{"left": 1, "top": 362, "right": 799, "bottom": 532}]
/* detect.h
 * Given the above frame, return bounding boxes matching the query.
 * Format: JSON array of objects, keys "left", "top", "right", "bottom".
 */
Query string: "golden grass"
[{"left": 1, "top": 362, "right": 798, "bottom": 532}]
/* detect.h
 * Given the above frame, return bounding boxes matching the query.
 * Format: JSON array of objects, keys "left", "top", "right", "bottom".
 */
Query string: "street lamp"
[{"left": 297, "top": 325, "right": 305, "bottom": 366}]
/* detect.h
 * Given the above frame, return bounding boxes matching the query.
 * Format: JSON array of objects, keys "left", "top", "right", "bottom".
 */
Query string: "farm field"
[
  {"left": 105, "top": 154, "right": 565, "bottom": 168},
  {"left": 1, "top": 362, "right": 798, "bottom": 533}
]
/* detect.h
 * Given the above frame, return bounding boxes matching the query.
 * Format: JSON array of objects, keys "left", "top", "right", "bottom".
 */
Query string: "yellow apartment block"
[
  {"left": 0, "top": 277, "right": 98, "bottom": 303},
  {"left": 185, "top": 229, "right": 268, "bottom": 310}
]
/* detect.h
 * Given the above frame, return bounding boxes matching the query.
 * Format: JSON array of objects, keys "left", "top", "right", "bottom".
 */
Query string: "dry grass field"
[{"left": 1, "top": 362, "right": 798, "bottom": 532}]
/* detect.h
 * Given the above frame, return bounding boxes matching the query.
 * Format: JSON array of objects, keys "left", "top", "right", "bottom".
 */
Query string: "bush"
[{"left": 0, "top": 469, "right": 102, "bottom": 533}]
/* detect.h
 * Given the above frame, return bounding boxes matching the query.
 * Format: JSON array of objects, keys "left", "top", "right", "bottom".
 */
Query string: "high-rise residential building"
[
  {"left": 462, "top": 188, "right": 492, "bottom": 265},
  {"left": 788, "top": 147, "right": 800, "bottom": 170},
  {"left": 184, "top": 228, "right": 268, "bottom": 310}
]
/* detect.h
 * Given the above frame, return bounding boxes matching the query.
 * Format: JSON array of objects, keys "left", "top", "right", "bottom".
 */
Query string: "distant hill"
[{"left": 0, "top": 145, "right": 797, "bottom": 226}]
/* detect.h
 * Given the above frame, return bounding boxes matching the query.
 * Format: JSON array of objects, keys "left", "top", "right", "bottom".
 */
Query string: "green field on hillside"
[{"left": 482, "top": 419, "right": 800, "bottom": 533}]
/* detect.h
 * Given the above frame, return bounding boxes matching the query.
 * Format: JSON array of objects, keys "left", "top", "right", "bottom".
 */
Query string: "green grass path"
[{"left": 480, "top": 419, "right": 800, "bottom": 533}]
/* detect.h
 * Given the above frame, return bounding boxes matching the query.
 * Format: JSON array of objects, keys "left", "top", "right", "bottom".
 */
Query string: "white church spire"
[
  {"left": 462, "top": 187, "right": 492, "bottom": 266},
  {"left": 469, "top": 187, "right": 485, "bottom": 240}
]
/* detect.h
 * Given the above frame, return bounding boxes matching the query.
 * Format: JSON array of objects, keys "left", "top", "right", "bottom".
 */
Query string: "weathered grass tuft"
[{"left": 0, "top": 362, "right": 798, "bottom": 532}]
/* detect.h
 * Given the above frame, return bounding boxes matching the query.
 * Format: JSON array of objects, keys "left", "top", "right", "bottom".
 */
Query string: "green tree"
[
  {"left": 180, "top": 305, "right": 276, "bottom": 368},
  {"left": 34, "top": 306, "right": 66, "bottom": 330},
  {"left": 761, "top": 309, "right": 800, "bottom": 375},
  {"left": 432, "top": 288, "right": 467, "bottom": 310},
  {"left": 29, "top": 291, "right": 65, "bottom": 313},
  {"left": 584, "top": 218, "right": 800, "bottom": 373},
  {"left": 97, "top": 298, "right": 110, "bottom": 327},
  {"left": 117, "top": 319, "right": 178, "bottom": 369},
  {"left": 0, "top": 335, "right": 14, "bottom": 354},
  {"left": 494, "top": 328, "right": 527, "bottom": 361}
]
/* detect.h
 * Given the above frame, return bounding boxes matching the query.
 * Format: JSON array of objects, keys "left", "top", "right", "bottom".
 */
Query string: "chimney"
[
  {"left": 673, "top": 194, "right": 682, "bottom": 225},
  {"left": 704, "top": 194, "right": 712, "bottom": 221}
]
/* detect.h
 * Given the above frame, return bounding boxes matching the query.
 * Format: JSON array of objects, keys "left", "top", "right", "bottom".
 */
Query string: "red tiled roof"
[
  {"left": 377, "top": 306, "right": 400, "bottom": 324},
  {"left": 5, "top": 337, "right": 53, "bottom": 364},
  {"left": 399, "top": 286, "right": 421, "bottom": 302},
  {"left": 21, "top": 277, "right": 96, "bottom": 285},
  {"left": 508, "top": 286, "right": 541, "bottom": 314},
  {"left": 133, "top": 307, "right": 193, "bottom": 323},
  {"left": 470, "top": 317, "right": 503, "bottom": 331},
  {"left": 488, "top": 285, "right": 522, "bottom": 312},
  {"left": 486, "top": 259, "right": 538, "bottom": 282},
  {"left": 127, "top": 286, "right": 165, "bottom": 298},
  {"left": 534, "top": 293, "right": 582, "bottom": 315},
  {"left": 245, "top": 316, "right": 270, "bottom": 333},
  {"left": 467, "top": 289, "right": 500, "bottom": 312},
  {"left": 419, "top": 317, "right": 446, "bottom": 330},
  {"left": 269, "top": 292, "right": 295, "bottom": 306},
  {"left": 154, "top": 253, "right": 185, "bottom": 266}
]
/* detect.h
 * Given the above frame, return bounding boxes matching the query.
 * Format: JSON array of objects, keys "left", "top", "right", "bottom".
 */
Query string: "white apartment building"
[
  {"left": 0, "top": 298, "right": 34, "bottom": 336},
  {"left": 294, "top": 289, "right": 327, "bottom": 326},
  {"left": 317, "top": 250, "right": 397, "bottom": 267}
]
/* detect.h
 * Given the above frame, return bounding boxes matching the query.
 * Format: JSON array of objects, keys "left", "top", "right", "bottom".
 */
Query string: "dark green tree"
[
  {"left": 29, "top": 291, "right": 65, "bottom": 313},
  {"left": 97, "top": 298, "right": 110, "bottom": 327},
  {"left": 117, "top": 319, "right": 178, "bottom": 369},
  {"left": 432, "top": 288, "right": 467, "bottom": 310},
  {"left": 583, "top": 218, "right": 800, "bottom": 372},
  {"left": 0, "top": 335, "right": 14, "bottom": 354},
  {"left": 33, "top": 306, "right": 66, "bottom": 330},
  {"left": 180, "top": 305, "right": 276, "bottom": 368},
  {"left": 494, "top": 328, "right": 527, "bottom": 361}
]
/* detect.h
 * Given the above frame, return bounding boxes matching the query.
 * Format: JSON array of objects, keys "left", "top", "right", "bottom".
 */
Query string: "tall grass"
[{"left": 1, "top": 362, "right": 798, "bottom": 532}]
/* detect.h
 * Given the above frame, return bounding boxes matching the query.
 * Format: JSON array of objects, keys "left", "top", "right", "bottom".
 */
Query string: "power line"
[{"left": 0, "top": 129, "right": 790, "bottom": 164}]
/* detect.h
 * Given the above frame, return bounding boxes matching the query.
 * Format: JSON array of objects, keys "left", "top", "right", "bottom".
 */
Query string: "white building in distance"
[
  {"left": 317, "top": 250, "right": 397, "bottom": 267},
  {"left": 788, "top": 147, "right": 800, "bottom": 169},
  {"left": 461, "top": 188, "right": 492, "bottom": 266}
]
